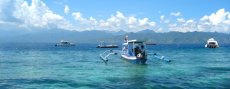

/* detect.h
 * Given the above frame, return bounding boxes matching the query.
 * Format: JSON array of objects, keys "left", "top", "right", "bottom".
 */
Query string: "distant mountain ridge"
[
  {"left": 0, "top": 29, "right": 230, "bottom": 44},
  {"left": 126, "top": 30, "right": 230, "bottom": 44}
]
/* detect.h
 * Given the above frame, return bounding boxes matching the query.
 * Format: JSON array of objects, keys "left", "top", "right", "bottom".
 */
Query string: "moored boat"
[
  {"left": 205, "top": 38, "right": 219, "bottom": 48},
  {"left": 55, "top": 40, "right": 75, "bottom": 47},
  {"left": 96, "top": 41, "right": 118, "bottom": 48},
  {"left": 99, "top": 36, "right": 170, "bottom": 65},
  {"left": 121, "top": 40, "right": 147, "bottom": 64}
]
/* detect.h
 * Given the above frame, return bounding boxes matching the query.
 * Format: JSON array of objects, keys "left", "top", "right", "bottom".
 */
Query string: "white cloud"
[
  {"left": 71, "top": 11, "right": 156, "bottom": 32},
  {"left": 116, "top": 11, "right": 125, "bottom": 19},
  {"left": 200, "top": 15, "right": 209, "bottom": 21},
  {"left": 139, "top": 18, "right": 149, "bottom": 26},
  {"left": 72, "top": 12, "right": 84, "bottom": 21},
  {"left": 169, "top": 22, "right": 197, "bottom": 32},
  {"left": 128, "top": 16, "right": 137, "bottom": 25},
  {"left": 169, "top": 18, "right": 199, "bottom": 32},
  {"left": 177, "top": 18, "right": 185, "bottom": 23},
  {"left": 160, "top": 15, "right": 164, "bottom": 21},
  {"left": 228, "top": 14, "right": 230, "bottom": 19},
  {"left": 186, "top": 19, "right": 194, "bottom": 24},
  {"left": 167, "top": 8, "right": 230, "bottom": 33},
  {"left": 200, "top": 8, "right": 230, "bottom": 26},
  {"left": 0, "top": 0, "right": 21, "bottom": 23},
  {"left": 163, "top": 19, "right": 170, "bottom": 24},
  {"left": 197, "top": 8, "right": 230, "bottom": 33},
  {"left": 149, "top": 22, "right": 156, "bottom": 27},
  {"left": 169, "top": 23, "right": 177, "bottom": 27},
  {"left": 155, "top": 27, "right": 164, "bottom": 33},
  {"left": 208, "top": 9, "right": 229, "bottom": 25},
  {"left": 170, "top": 12, "right": 181, "bottom": 17},
  {"left": 0, "top": 0, "right": 73, "bottom": 30},
  {"left": 1, "top": 1, "right": 230, "bottom": 33},
  {"left": 64, "top": 5, "right": 70, "bottom": 14}
]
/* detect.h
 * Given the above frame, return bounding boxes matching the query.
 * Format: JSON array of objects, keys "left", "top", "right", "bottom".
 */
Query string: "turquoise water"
[{"left": 0, "top": 43, "right": 230, "bottom": 89}]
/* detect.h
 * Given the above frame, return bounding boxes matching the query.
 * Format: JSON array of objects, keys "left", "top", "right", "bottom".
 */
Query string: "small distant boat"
[
  {"left": 96, "top": 41, "right": 118, "bottom": 48},
  {"left": 205, "top": 38, "right": 219, "bottom": 48},
  {"left": 55, "top": 40, "right": 75, "bottom": 47}
]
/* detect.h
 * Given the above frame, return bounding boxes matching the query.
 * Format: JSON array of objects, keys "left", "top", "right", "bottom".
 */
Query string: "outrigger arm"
[
  {"left": 100, "top": 50, "right": 121, "bottom": 63},
  {"left": 148, "top": 53, "right": 171, "bottom": 62},
  {"left": 100, "top": 50, "right": 171, "bottom": 64}
]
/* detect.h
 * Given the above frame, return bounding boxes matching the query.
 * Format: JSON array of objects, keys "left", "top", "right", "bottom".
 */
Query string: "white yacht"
[
  {"left": 55, "top": 40, "right": 75, "bottom": 47},
  {"left": 205, "top": 38, "right": 219, "bottom": 48}
]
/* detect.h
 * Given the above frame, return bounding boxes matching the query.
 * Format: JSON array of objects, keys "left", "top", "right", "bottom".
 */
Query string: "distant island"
[{"left": 0, "top": 29, "right": 230, "bottom": 44}]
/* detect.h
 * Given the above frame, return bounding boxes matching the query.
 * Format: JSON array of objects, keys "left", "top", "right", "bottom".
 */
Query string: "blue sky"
[
  {"left": 0, "top": 0, "right": 230, "bottom": 33},
  {"left": 44, "top": 0, "right": 230, "bottom": 19}
]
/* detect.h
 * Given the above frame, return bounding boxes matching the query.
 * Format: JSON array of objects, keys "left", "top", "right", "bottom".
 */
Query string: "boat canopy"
[
  {"left": 127, "top": 40, "right": 145, "bottom": 44},
  {"left": 207, "top": 38, "right": 215, "bottom": 41},
  {"left": 207, "top": 38, "right": 218, "bottom": 43},
  {"left": 123, "top": 40, "right": 145, "bottom": 46}
]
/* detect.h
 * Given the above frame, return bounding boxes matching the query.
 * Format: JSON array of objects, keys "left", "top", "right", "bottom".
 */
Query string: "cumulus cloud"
[
  {"left": 1, "top": 0, "right": 230, "bottom": 33},
  {"left": 71, "top": 11, "right": 156, "bottom": 32},
  {"left": 200, "top": 15, "right": 209, "bottom": 21},
  {"left": 128, "top": 16, "right": 137, "bottom": 25},
  {"left": 64, "top": 5, "right": 70, "bottom": 14},
  {"left": 169, "top": 18, "right": 198, "bottom": 32},
  {"left": 72, "top": 12, "right": 84, "bottom": 21},
  {"left": 208, "top": 9, "right": 229, "bottom": 25},
  {"left": 0, "top": 0, "right": 73, "bottom": 30},
  {"left": 160, "top": 15, "right": 164, "bottom": 20},
  {"left": 170, "top": 12, "right": 181, "bottom": 17},
  {"left": 198, "top": 8, "right": 230, "bottom": 33},
  {"left": 177, "top": 18, "right": 185, "bottom": 23},
  {"left": 165, "top": 8, "right": 230, "bottom": 33},
  {"left": 228, "top": 14, "right": 230, "bottom": 19},
  {"left": 0, "top": 0, "right": 21, "bottom": 23},
  {"left": 155, "top": 27, "right": 164, "bottom": 33},
  {"left": 200, "top": 9, "right": 230, "bottom": 25}
]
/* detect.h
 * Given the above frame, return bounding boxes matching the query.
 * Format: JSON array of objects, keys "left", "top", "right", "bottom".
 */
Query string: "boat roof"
[
  {"left": 61, "top": 40, "right": 69, "bottom": 42},
  {"left": 208, "top": 38, "right": 215, "bottom": 41},
  {"left": 207, "top": 38, "right": 218, "bottom": 42},
  {"left": 127, "top": 40, "right": 145, "bottom": 43}
]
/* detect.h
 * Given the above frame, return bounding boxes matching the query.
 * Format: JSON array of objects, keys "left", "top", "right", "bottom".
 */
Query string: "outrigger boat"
[{"left": 100, "top": 36, "right": 170, "bottom": 64}]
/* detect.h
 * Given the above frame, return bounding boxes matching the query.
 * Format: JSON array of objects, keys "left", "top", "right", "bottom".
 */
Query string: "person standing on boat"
[
  {"left": 141, "top": 45, "right": 146, "bottom": 59},
  {"left": 135, "top": 45, "right": 144, "bottom": 58},
  {"left": 134, "top": 46, "right": 142, "bottom": 56},
  {"left": 134, "top": 46, "right": 139, "bottom": 56},
  {"left": 124, "top": 35, "right": 128, "bottom": 42}
]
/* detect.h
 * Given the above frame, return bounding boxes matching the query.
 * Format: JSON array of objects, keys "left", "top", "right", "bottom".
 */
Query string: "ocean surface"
[{"left": 0, "top": 43, "right": 230, "bottom": 89}]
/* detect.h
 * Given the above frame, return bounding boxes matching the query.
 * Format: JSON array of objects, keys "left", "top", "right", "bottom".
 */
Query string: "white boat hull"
[{"left": 121, "top": 54, "right": 147, "bottom": 64}]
